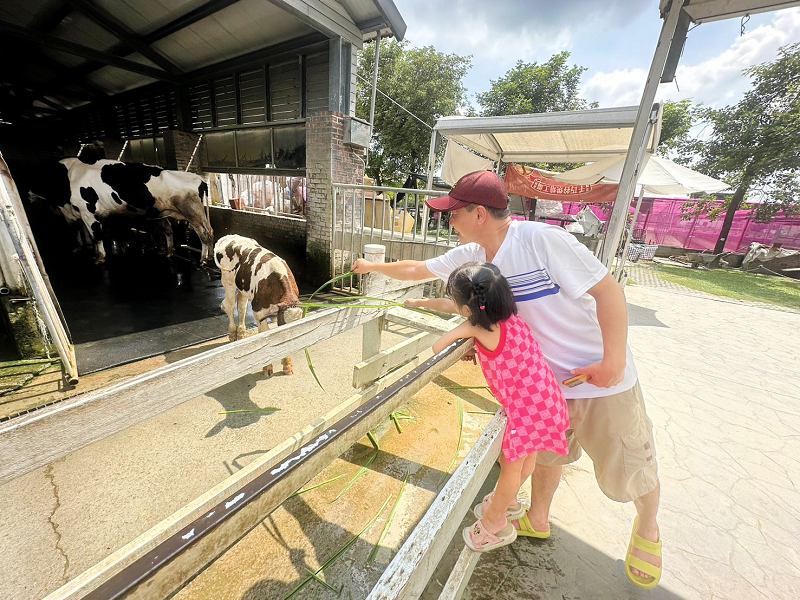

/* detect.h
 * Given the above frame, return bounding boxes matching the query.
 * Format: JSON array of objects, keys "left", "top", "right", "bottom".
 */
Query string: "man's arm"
[
  {"left": 352, "top": 258, "right": 433, "bottom": 281},
  {"left": 571, "top": 274, "right": 628, "bottom": 387},
  {"left": 405, "top": 297, "right": 459, "bottom": 314}
]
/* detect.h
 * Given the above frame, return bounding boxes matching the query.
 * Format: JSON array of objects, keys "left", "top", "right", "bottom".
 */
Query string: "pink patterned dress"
[{"left": 475, "top": 314, "right": 570, "bottom": 462}]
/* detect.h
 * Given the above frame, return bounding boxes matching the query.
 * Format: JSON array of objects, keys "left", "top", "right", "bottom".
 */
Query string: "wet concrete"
[{"left": 173, "top": 361, "right": 495, "bottom": 600}]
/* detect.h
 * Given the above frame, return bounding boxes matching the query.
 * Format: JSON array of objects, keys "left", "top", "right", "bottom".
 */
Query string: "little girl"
[{"left": 426, "top": 262, "right": 570, "bottom": 552}]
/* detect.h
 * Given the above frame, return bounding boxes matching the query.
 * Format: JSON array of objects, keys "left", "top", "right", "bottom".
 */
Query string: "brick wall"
[
  {"left": 164, "top": 130, "right": 202, "bottom": 172},
  {"left": 305, "top": 111, "right": 365, "bottom": 278}
]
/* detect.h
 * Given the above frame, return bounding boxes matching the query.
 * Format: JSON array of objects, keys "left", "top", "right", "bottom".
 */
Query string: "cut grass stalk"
[
  {"left": 390, "top": 413, "right": 403, "bottom": 434},
  {"left": 298, "top": 302, "right": 403, "bottom": 310},
  {"left": 304, "top": 348, "right": 325, "bottom": 391},
  {"left": 439, "top": 397, "right": 464, "bottom": 486},
  {"left": 308, "top": 271, "right": 355, "bottom": 303},
  {"left": 281, "top": 495, "right": 391, "bottom": 600},
  {"left": 466, "top": 410, "right": 497, "bottom": 416},
  {"left": 217, "top": 407, "right": 281, "bottom": 415},
  {"left": 288, "top": 474, "right": 345, "bottom": 499},
  {"left": 367, "top": 430, "right": 381, "bottom": 450},
  {"left": 389, "top": 409, "right": 416, "bottom": 434},
  {"left": 304, "top": 569, "right": 341, "bottom": 594},
  {"left": 332, "top": 450, "right": 379, "bottom": 503},
  {"left": 368, "top": 473, "right": 410, "bottom": 563},
  {"left": 441, "top": 385, "right": 495, "bottom": 395}
]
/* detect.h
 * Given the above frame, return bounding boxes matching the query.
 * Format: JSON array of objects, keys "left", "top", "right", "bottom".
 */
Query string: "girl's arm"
[
  {"left": 405, "top": 297, "right": 459, "bottom": 314},
  {"left": 432, "top": 321, "right": 476, "bottom": 354}
]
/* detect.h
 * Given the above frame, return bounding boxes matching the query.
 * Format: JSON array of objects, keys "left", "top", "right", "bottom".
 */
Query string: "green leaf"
[
  {"left": 368, "top": 474, "right": 410, "bottom": 563},
  {"left": 331, "top": 451, "right": 379, "bottom": 503},
  {"left": 217, "top": 408, "right": 281, "bottom": 415},
  {"left": 305, "top": 348, "right": 324, "bottom": 390},
  {"left": 281, "top": 495, "right": 391, "bottom": 600},
  {"left": 288, "top": 474, "right": 345, "bottom": 499}
]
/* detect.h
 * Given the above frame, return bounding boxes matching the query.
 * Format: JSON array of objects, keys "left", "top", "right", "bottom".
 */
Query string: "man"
[{"left": 352, "top": 170, "right": 662, "bottom": 588}]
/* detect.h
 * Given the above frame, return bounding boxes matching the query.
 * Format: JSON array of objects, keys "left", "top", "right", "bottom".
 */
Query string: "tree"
[
  {"left": 682, "top": 43, "right": 800, "bottom": 253},
  {"left": 658, "top": 99, "right": 695, "bottom": 157},
  {"left": 477, "top": 52, "right": 593, "bottom": 116},
  {"left": 356, "top": 40, "right": 471, "bottom": 185},
  {"left": 475, "top": 52, "right": 599, "bottom": 173}
]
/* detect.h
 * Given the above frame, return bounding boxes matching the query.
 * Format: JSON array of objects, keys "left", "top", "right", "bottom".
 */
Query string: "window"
[
  {"left": 273, "top": 126, "right": 305, "bottom": 169},
  {"left": 205, "top": 131, "right": 236, "bottom": 167},
  {"left": 236, "top": 128, "right": 272, "bottom": 168},
  {"left": 121, "top": 136, "right": 167, "bottom": 167}
]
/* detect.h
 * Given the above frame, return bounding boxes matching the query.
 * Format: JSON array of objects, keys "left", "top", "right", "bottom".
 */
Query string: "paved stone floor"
[{"left": 426, "top": 284, "right": 800, "bottom": 600}]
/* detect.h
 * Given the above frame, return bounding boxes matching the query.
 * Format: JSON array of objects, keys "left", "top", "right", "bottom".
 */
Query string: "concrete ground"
[
  {"left": 424, "top": 284, "right": 800, "bottom": 600},
  {"left": 4, "top": 274, "right": 799, "bottom": 600},
  {"left": 0, "top": 323, "right": 415, "bottom": 600}
]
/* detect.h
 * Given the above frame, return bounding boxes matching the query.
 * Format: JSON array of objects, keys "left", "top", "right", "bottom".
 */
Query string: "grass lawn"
[{"left": 655, "top": 264, "right": 800, "bottom": 310}]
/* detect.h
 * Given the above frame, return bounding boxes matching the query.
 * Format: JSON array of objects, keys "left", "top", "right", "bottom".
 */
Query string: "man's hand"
[
  {"left": 351, "top": 258, "right": 373, "bottom": 274},
  {"left": 571, "top": 358, "right": 625, "bottom": 388}
]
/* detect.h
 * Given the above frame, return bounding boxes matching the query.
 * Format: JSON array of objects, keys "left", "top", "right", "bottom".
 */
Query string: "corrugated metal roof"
[
  {"left": 0, "top": 0, "right": 46, "bottom": 28},
  {"left": 92, "top": 0, "right": 210, "bottom": 33},
  {"left": 0, "top": 0, "right": 406, "bottom": 117},
  {"left": 153, "top": 0, "right": 314, "bottom": 71},
  {"left": 51, "top": 12, "right": 120, "bottom": 51},
  {"left": 89, "top": 66, "right": 158, "bottom": 95}
]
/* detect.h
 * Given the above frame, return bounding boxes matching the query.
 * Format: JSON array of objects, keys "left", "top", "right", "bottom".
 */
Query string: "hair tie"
[{"left": 479, "top": 305, "right": 486, "bottom": 311}]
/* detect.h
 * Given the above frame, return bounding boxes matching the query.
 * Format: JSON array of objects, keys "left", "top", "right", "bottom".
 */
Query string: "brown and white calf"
[{"left": 214, "top": 234, "right": 303, "bottom": 374}]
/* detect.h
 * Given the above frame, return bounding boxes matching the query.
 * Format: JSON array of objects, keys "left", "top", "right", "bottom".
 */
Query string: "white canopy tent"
[
  {"left": 553, "top": 153, "right": 730, "bottom": 196},
  {"left": 428, "top": 106, "right": 662, "bottom": 167},
  {"left": 554, "top": 152, "right": 731, "bottom": 281}
]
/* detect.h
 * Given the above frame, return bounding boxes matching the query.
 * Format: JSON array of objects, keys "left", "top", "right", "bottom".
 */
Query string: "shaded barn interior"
[{"left": 0, "top": 0, "right": 400, "bottom": 372}]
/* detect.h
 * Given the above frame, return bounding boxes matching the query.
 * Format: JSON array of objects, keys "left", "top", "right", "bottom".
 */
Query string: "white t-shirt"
[{"left": 426, "top": 220, "right": 637, "bottom": 399}]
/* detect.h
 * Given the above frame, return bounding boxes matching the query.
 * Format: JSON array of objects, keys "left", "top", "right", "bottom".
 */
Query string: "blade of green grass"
[
  {"left": 368, "top": 474, "right": 410, "bottom": 563},
  {"left": 217, "top": 408, "right": 281, "bottom": 415},
  {"left": 367, "top": 430, "right": 380, "bottom": 450},
  {"left": 304, "top": 569, "right": 342, "bottom": 594},
  {"left": 390, "top": 413, "right": 403, "bottom": 434},
  {"left": 298, "top": 302, "right": 403, "bottom": 310},
  {"left": 304, "top": 348, "right": 324, "bottom": 390},
  {"left": 287, "top": 474, "right": 345, "bottom": 499},
  {"left": 308, "top": 271, "right": 355, "bottom": 303},
  {"left": 281, "top": 495, "right": 392, "bottom": 600},
  {"left": 439, "top": 397, "right": 464, "bottom": 486},
  {"left": 332, "top": 450, "right": 378, "bottom": 502}
]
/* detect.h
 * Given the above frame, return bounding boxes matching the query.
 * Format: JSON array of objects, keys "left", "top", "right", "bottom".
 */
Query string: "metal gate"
[
  {"left": 0, "top": 152, "right": 78, "bottom": 383},
  {"left": 330, "top": 183, "right": 456, "bottom": 292}
]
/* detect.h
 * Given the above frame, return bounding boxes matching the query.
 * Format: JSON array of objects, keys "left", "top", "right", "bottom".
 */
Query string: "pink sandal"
[
  {"left": 473, "top": 492, "right": 527, "bottom": 521},
  {"left": 462, "top": 519, "right": 517, "bottom": 552}
]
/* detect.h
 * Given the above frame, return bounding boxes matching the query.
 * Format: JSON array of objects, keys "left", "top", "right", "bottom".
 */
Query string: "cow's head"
[{"left": 168, "top": 180, "right": 214, "bottom": 264}]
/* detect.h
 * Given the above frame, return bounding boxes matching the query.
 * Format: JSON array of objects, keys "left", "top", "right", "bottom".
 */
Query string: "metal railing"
[
  {"left": 209, "top": 172, "right": 306, "bottom": 219},
  {"left": 331, "top": 183, "right": 457, "bottom": 292}
]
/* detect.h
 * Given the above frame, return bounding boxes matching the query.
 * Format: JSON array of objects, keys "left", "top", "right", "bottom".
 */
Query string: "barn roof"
[{"left": 0, "top": 0, "right": 405, "bottom": 120}]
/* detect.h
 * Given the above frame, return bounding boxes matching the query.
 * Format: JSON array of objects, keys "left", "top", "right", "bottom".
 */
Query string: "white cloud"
[
  {"left": 394, "top": 0, "right": 648, "bottom": 95},
  {"left": 582, "top": 7, "right": 800, "bottom": 108}
]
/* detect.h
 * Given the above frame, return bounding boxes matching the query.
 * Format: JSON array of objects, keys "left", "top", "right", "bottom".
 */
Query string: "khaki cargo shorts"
[{"left": 536, "top": 382, "right": 659, "bottom": 502}]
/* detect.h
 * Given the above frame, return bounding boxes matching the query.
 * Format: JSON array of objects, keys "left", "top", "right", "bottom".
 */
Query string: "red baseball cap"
[{"left": 426, "top": 170, "right": 508, "bottom": 212}]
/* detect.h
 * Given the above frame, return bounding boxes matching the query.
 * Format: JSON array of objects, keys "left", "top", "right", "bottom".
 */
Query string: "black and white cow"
[
  {"left": 214, "top": 234, "right": 303, "bottom": 375},
  {"left": 29, "top": 158, "right": 214, "bottom": 264}
]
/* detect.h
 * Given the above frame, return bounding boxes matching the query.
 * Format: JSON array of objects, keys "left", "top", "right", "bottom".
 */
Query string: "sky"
[{"left": 391, "top": 1, "right": 800, "bottom": 110}]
